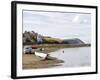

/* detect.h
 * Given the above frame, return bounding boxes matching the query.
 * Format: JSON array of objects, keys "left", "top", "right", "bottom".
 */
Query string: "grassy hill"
[{"left": 23, "top": 31, "right": 85, "bottom": 45}]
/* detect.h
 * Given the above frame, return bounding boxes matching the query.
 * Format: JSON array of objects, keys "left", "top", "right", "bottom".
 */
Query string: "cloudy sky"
[{"left": 23, "top": 10, "right": 91, "bottom": 43}]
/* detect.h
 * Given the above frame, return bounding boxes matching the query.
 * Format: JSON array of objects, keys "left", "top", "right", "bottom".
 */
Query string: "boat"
[
  {"left": 35, "top": 52, "right": 56, "bottom": 60},
  {"left": 35, "top": 52, "right": 48, "bottom": 59}
]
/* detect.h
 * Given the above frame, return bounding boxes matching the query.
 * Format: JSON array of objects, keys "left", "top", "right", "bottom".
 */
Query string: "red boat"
[{"left": 31, "top": 45, "right": 38, "bottom": 49}]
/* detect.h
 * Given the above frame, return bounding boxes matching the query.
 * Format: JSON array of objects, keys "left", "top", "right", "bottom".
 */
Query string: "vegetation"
[
  {"left": 30, "top": 43, "right": 91, "bottom": 48},
  {"left": 43, "top": 37, "right": 62, "bottom": 43},
  {"left": 23, "top": 31, "right": 86, "bottom": 45}
]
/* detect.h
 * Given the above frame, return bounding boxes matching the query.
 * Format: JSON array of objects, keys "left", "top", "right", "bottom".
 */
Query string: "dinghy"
[
  {"left": 35, "top": 52, "right": 49, "bottom": 59},
  {"left": 35, "top": 52, "right": 56, "bottom": 60}
]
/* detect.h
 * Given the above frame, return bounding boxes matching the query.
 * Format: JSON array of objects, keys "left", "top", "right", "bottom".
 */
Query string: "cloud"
[
  {"left": 23, "top": 10, "right": 91, "bottom": 43},
  {"left": 72, "top": 14, "right": 91, "bottom": 24}
]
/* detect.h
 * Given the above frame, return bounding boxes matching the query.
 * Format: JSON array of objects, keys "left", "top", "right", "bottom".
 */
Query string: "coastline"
[
  {"left": 24, "top": 43, "right": 91, "bottom": 48},
  {"left": 23, "top": 54, "right": 64, "bottom": 69},
  {"left": 23, "top": 45, "right": 90, "bottom": 69}
]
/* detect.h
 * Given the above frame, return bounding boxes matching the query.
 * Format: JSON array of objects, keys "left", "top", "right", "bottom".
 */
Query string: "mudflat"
[{"left": 22, "top": 54, "right": 64, "bottom": 69}]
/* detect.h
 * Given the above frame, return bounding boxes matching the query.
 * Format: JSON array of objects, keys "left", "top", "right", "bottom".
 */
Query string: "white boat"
[{"left": 35, "top": 52, "right": 49, "bottom": 59}]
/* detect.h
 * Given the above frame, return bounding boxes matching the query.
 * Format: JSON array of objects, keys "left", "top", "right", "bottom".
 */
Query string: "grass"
[
  {"left": 44, "top": 37, "right": 62, "bottom": 43},
  {"left": 32, "top": 43, "right": 91, "bottom": 48}
]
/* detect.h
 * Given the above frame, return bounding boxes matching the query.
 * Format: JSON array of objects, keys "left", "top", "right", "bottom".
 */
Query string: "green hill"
[{"left": 23, "top": 31, "right": 85, "bottom": 45}]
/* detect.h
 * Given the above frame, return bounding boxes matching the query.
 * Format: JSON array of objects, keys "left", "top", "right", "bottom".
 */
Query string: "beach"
[
  {"left": 23, "top": 53, "right": 64, "bottom": 69},
  {"left": 22, "top": 44, "right": 91, "bottom": 69}
]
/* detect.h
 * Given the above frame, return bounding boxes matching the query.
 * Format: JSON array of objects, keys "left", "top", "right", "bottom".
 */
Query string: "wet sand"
[{"left": 23, "top": 54, "right": 64, "bottom": 69}]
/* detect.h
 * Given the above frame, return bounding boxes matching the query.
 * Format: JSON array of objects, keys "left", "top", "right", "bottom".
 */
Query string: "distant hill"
[
  {"left": 23, "top": 31, "right": 85, "bottom": 45},
  {"left": 62, "top": 38, "right": 84, "bottom": 44}
]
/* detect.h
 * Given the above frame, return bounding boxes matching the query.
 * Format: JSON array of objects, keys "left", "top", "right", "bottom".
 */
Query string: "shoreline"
[
  {"left": 23, "top": 44, "right": 90, "bottom": 69},
  {"left": 23, "top": 54, "right": 64, "bottom": 69},
  {"left": 24, "top": 43, "right": 91, "bottom": 48}
]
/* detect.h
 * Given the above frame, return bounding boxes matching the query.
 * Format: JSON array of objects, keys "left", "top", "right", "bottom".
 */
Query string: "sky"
[{"left": 23, "top": 10, "right": 91, "bottom": 43}]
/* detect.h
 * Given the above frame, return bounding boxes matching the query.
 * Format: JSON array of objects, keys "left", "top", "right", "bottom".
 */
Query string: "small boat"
[
  {"left": 32, "top": 45, "right": 38, "bottom": 49},
  {"left": 34, "top": 52, "right": 56, "bottom": 60},
  {"left": 35, "top": 52, "right": 49, "bottom": 59}
]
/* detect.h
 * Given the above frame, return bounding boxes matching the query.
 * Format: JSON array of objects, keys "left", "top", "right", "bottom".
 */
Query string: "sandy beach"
[{"left": 22, "top": 54, "right": 64, "bottom": 69}]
